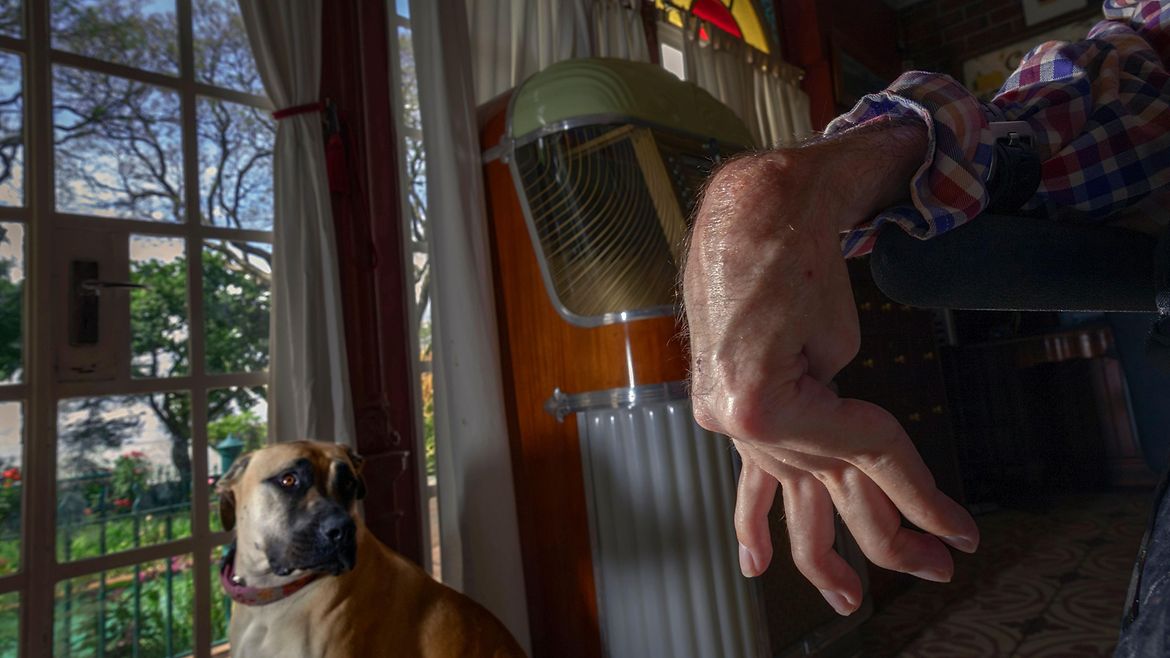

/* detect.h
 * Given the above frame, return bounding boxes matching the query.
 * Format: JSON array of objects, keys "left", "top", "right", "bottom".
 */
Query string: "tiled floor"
[{"left": 852, "top": 491, "right": 1153, "bottom": 657}]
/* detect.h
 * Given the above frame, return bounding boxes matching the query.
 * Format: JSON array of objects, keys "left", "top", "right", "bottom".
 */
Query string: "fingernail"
[
  {"left": 819, "top": 589, "right": 855, "bottom": 616},
  {"left": 738, "top": 543, "right": 759, "bottom": 577},
  {"left": 941, "top": 534, "right": 979, "bottom": 553},
  {"left": 910, "top": 567, "right": 951, "bottom": 583}
]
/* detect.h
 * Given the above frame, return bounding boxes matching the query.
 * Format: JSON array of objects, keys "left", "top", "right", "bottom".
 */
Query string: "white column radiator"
[{"left": 550, "top": 382, "right": 766, "bottom": 658}]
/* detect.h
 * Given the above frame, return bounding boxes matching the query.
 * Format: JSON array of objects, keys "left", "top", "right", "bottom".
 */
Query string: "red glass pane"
[{"left": 691, "top": 0, "right": 741, "bottom": 38}]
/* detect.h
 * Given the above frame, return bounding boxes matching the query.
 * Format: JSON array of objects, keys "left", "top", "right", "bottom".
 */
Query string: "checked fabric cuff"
[{"left": 824, "top": 72, "right": 997, "bottom": 259}]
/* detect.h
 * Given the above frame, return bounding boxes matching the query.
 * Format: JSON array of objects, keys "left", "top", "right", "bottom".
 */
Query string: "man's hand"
[{"left": 683, "top": 122, "right": 979, "bottom": 616}]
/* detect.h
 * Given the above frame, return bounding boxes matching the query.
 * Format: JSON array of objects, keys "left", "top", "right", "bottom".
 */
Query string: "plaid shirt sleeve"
[{"left": 825, "top": 0, "right": 1170, "bottom": 258}]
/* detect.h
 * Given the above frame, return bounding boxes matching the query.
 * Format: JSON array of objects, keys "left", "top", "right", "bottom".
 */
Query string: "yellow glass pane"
[
  {"left": 667, "top": 7, "right": 684, "bottom": 28},
  {"left": 730, "top": 0, "right": 770, "bottom": 54},
  {"left": 668, "top": 0, "right": 694, "bottom": 9}
]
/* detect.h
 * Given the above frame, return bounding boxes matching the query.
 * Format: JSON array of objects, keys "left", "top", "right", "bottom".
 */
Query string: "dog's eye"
[{"left": 279, "top": 473, "right": 298, "bottom": 489}]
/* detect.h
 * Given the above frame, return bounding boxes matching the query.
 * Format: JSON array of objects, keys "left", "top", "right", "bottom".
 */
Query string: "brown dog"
[{"left": 216, "top": 440, "right": 526, "bottom": 658}]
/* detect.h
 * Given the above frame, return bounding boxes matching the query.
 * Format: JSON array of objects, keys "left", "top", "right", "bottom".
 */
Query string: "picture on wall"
[{"left": 962, "top": 16, "right": 1098, "bottom": 100}]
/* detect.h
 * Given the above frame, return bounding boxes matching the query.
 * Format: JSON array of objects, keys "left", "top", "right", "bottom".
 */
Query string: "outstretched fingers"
[
  {"left": 820, "top": 463, "right": 955, "bottom": 583},
  {"left": 780, "top": 470, "right": 863, "bottom": 615},
  {"left": 778, "top": 375, "right": 979, "bottom": 554},
  {"left": 733, "top": 448, "right": 777, "bottom": 578},
  {"left": 737, "top": 444, "right": 862, "bottom": 615},
  {"left": 831, "top": 397, "right": 979, "bottom": 554}
]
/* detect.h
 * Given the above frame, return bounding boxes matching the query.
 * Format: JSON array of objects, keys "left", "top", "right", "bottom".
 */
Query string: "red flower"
[
  {"left": 113, "top": 498, "right": 132, "bottom": 509},
  {"left": 2, "top": 468, "right": 19, "bottom": 481}
]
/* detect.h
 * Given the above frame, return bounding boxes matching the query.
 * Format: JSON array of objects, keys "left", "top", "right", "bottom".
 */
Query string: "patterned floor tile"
[{"left": 848, "top": 491, "right": 1153, "bottom": 657}]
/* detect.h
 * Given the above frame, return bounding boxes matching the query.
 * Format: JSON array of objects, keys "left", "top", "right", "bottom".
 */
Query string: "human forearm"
[{"left": 805, "top": 119, "right": 928, "bottom": 232}]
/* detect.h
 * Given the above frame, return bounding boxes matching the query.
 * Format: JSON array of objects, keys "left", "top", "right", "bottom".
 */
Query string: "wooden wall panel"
[{"left": 481, "top": 109, "right": 688, "bottom": 657}]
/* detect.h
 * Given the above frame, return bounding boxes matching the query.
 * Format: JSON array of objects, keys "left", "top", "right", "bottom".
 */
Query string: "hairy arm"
[{"left": 684, "top": 120, "right": 978, "bottom": 615}]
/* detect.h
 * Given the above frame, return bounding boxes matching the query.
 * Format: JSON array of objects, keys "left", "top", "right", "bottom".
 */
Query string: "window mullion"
[
  {"left": 24, "top": 0, "right": 60, "bottom": 655},
  {"left": 175, "top": 0, "right": 214, "bottom": 654}
]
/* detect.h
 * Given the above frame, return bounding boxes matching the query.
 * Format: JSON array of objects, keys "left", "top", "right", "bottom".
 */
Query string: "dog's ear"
[
  {"left": 345, "top": 447, "right": 367, "bottom": 500},
  {"left": 215, "top": 454, "right": 251, "bottom": 531}
]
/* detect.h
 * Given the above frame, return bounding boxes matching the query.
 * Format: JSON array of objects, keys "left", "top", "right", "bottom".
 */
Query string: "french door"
[{"left": 0, "top": 0, "right": 273, "bottom": 656}]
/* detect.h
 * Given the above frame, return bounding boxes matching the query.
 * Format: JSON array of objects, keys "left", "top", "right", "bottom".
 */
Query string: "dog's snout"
[{"left": 320, "top": 514, "right": 355, "bottom": 545}]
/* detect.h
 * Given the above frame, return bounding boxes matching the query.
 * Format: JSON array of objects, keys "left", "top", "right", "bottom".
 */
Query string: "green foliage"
[
  {"left": 0, "top": 233, "right": 21, "bottom": 383},
  {"left": 424, "top": 381, "right": 436, "bottom": 478},
  {"left": 0, "top": 592, "right": 16, "bottom": 658},
  {"left": 0, "top": 463, "right": 18, "bottom": 525},
  {"left": 54, "top": 556, "right": 197, "bottom": 658},
  {"left": 201, "top": 246, "right": 270, "bottom": 375},
  {"left": 110, "top": 452, "right": 149, "bottom": 507},
  {"left": 57, "top": 512, "right": 191, "bottom": 564},
  {"left": 119, "top": 245, "right": 269, "bottom": 488},
  {"left": 130, "top": 256, "right": 189, "bottom": 379},
  {"left": 0, "top": 462, "right": 18, "bottom": 574},
  {"left": 208, "top": 409, "right": 265, "bottom": 452}
]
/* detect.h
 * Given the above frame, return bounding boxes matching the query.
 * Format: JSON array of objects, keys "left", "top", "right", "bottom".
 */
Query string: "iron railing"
[{"left": 0, "top": 474, "right": 231, "bottom": 658}]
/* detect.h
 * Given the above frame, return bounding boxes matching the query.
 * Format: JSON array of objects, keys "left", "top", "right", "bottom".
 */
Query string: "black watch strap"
[{"left": 983, "top": 121, "right": 1042, "bottom": 215}]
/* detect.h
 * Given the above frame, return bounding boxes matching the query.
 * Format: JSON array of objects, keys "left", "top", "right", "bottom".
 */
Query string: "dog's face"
[{"left": 216, "top": 441, "right": 367, "bottom": 577}]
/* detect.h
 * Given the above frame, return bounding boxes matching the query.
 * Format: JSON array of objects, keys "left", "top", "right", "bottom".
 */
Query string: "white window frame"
[
  {"left": 386, "top": 2, "right": 437, "bottom": 580},
  {"left": 2, "top": 1, "right": 274, "bottom": 656}
]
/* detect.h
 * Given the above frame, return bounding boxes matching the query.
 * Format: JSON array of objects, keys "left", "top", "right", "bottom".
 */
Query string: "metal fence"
[{"left": 0, "top": 473, "right": 231, "bottom": 658}]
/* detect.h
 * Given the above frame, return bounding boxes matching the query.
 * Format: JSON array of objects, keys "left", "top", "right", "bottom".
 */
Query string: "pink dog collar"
[{"left": 219, "top": 544, "right": 321, "bottom": 606}]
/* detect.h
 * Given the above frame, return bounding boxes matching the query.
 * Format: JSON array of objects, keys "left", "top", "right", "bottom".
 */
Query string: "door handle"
[
  {"left": 80, "top": 279, "right": 148, "bottom": 295},
  {"left": 70, "top": 260, "right": 147, "bottom": 346}
]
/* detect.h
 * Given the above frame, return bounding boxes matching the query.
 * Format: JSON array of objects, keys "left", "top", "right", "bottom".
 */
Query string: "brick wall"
[{"left": 897, "top": 0, "right": 1101, "bottom": 77}]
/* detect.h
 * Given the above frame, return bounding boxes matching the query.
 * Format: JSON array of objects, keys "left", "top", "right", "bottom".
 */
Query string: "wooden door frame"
[{"left": 320, "top": 0, "right": 425, "bottom": 565}]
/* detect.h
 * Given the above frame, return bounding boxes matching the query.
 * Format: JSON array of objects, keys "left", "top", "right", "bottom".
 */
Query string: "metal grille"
[{"left": 512, "top": 123, "right": 739, "bottom": 324}]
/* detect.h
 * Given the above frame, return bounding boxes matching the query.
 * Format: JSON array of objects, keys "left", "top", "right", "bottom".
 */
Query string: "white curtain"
[
  {"left": 678, "top": 16, "right": 811, "bottom": 148},
  {"left": 469, "top": 0, "right": 649, "bottom": 103},
  {"left": 237, "top": 0, "right": 355, "bottom": 446},
  {"left": 592, "top": 0, "right": 650, "bottom": 63},
  {"left": 411, "top": 0, "right": 532, "bottom": 651},
  {"left": 752, "top": 64, "right": 813, "bottom": 148}
]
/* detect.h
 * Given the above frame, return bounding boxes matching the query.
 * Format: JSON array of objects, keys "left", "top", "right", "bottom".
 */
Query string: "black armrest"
[{"left": 869, "top": 214, "right": 1159, "bottom": 313}]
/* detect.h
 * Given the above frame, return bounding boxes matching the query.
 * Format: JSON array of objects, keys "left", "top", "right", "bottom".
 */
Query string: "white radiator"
[{"left": 552, "top": 382, "right": 766, "bottom": 658}]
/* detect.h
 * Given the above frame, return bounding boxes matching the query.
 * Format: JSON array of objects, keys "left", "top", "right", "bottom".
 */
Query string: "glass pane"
[
  {"left": 197, "top": 97, "right": 274, "bottom": 231},
  {"left": 53, "top": 66, "right": 183, "bottom": 222},
  {"left": 0, "top": 52, "right": 22, "bottom": 207},
  {"left": 54, "top": 554, "right": 195, "bottom": 657},
  {"left": 50, "top": 0, "right": 178, "bottom": 75},
  {"left": 57, "top": 394, "right": 192, "bottom": 563},
  {"left": 0, "top": 401, "right": 22, "bottom": 576},
  {"left": 395, "top": 0, "right": 409, "bottom": 18},
  {"left": 210, "top": 544, "right": 231, "bottom": 646},
  {"left": 130, "top": 235, "right": 189, "bottom": 379},
  {"left": 0, "top": 222, "right": 23, "bottom": 385},
  {"left": 193, "top": 0, "right": 264, "bottom": 96},
  {"left": 207, "top": 385, "right": 265, "bottom": 532},
  {"left": 0, "top": 591, "right": 16, "bottom": 657},
  {"left": 0, "top": 0, "right": 19, "bottom": 37},
  {"left": 203, "top": 240, "right": 270, "bottom": 374},
  {"left": 399, "top": 26, "right": 420, "bottom": 133}
]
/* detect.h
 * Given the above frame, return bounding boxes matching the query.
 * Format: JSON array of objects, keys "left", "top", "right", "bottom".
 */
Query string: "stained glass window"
[{"left": 655, "top": 0, "right": 774, "bottom": 54}]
